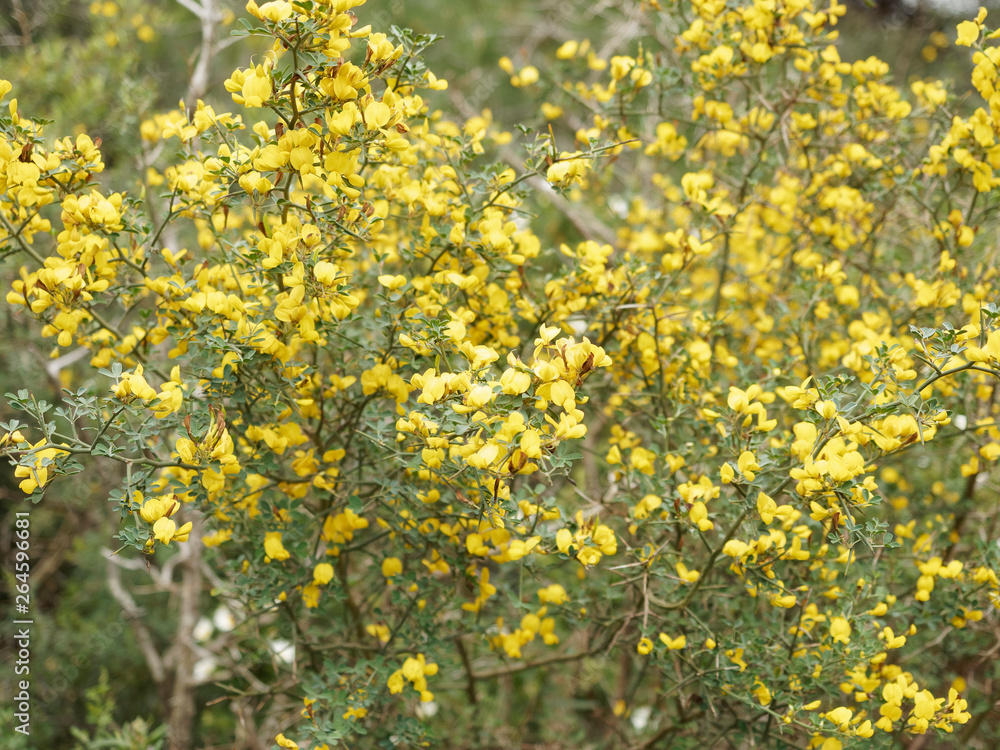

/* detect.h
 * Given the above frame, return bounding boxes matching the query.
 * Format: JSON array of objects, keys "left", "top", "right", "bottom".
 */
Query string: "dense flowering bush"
[{"left": 3, "top": 0, "right": 1000, "bottom": 747}]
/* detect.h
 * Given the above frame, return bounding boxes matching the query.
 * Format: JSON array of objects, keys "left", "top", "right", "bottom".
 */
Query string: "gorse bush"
[{"left": 3, "top": 0, "right": 1000, "bottom": 747}]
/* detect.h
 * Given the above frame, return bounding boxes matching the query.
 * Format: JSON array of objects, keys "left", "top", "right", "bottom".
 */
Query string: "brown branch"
[
  {"left": 105, "top": 548, "right": 166, "bottom": 684},
  {"left": 471, "top": 644, "right": 602, "bottom": 680},
  {"left": 166, "top": 520, "right": 203, "bottom": 750},
  {"left": 455, "top": 636, "right": 478, "bottom": 705}
]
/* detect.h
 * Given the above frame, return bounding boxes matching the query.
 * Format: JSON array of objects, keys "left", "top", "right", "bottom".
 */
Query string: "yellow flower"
[
  {"left": 720, "top": 462, "right": 735, "bottom": 483},
  {"left": 153, "top": 517, "right": 192, "bottom": 546},
  {"left": 737, "top": 450, "right": 760, "bottom": 481},
  {"left": 757, "top": 492, "right": 777, "bottom": 524},
  {"left": 538, "top": 584, "right": 569, "bottom": 604},
  {"left": 247, "top": 0, "right": 293, "bottom": 22},
  {"left": 227, "top": 63, "right": 272, "bottom": 107},
  {"left": 726, "top": 648, "right": 747, "bottom": 671},
  {"left": 114, "top": 364, "right": 157, "bottom": 403},
  {"left": 264, "top": 531, "right": 290, "bottom": 562},
  {"left": 302, "top": 584, "right": 320, "bottom": 608},
  {"left": 676, "top": 562, "right": 700, "bottom": 583},
  {"left": 140, "top": 496, "right": 170, "bottom": 523},
  {"left": 381, "top": 556, "right": 403, "bottom": 579},
  {"left": 956, "top": 19, "right": 981, "bottom": 46},
  {"left": 689, "top": 501, "right": 713, "bottom": 531},
  {"left": 753, "top": 679, "right": 772, "bottom": 706},
  {"left": 659, "top": 633, "right": 686, "bottom": 650},
  {"left": 825, "top": 706, "right": 853, "bottom": 731},
  {"left": 829, "top": 616, "right": 851, "bottom": 644},
  {"left": 313, "top": 562, "right": 334, "bottom": 585}
]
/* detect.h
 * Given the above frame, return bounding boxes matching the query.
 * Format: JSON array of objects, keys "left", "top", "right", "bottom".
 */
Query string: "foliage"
[
  {"left": 69, "top": 669, "right": 168, "bottom": 750},
  {"left": 2, "top": 0, "right": 1000, "bottom": 748}
]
